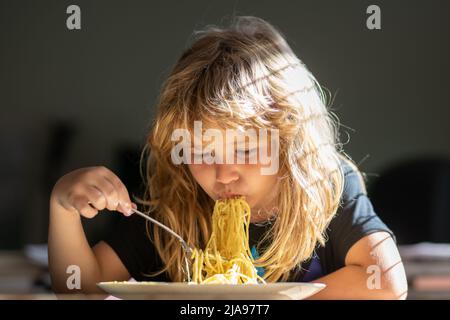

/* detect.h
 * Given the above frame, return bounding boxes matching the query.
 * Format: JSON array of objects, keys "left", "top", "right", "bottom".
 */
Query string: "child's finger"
[
  {"left": 85, "top": 185, "right": 107, "bottom": 211},
  {"left": 117, "top": 201, "right": 132, "bottom": 216},
  {"left": 101, "top": 172, "right": 133, "bottom": 214},
  {"left": 71, "top": 194, "right": 98, "bottom": 218},
  {"left": 95, "top": 177, "right": 120, "bottom": 212}
]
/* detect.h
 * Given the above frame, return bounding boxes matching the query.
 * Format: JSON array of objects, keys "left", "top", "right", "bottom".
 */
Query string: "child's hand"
[{"left": 51, "top": 166, "right": 135, "bottom": 218}]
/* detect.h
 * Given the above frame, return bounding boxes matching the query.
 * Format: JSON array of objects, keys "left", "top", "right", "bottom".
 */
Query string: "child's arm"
[
  {"left": 48, "top": 166, "right": 134, "bottom": 294},
  {"left": 308, "top": 231, "right": 408, "bottom": 299}
]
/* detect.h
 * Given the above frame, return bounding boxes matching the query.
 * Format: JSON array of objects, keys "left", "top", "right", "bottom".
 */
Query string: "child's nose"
[{"left": 215, "top": 164, "right": 239, "bottom": 185}]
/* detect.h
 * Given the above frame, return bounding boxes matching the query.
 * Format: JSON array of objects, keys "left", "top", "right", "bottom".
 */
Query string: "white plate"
[{"left": 97, "top": 281, "right": 326, "bottom": 300}]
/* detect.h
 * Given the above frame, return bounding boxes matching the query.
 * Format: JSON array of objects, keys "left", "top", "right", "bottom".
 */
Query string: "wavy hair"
[{"left": 138, "top": 16, "right": 350, "bottom": 282}]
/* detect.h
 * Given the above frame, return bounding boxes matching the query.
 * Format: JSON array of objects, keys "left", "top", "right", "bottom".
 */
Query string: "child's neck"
[{"left": 250, "top": 209, "right": 278, "bottom": 224}]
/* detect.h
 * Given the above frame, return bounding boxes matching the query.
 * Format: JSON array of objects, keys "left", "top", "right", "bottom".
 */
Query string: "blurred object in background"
[
  {"left": 24, "top": 244, "right": 48, "bottom": 268},
  {"left": 23, "top": 121, "right": 77, "bottom": 246},
  {"left": 399, "top": 242, "right": 450, "bottom": 299},
  {"left": 0, "top": 245, "right": 50, "bottom": 294},
  {"left": 399, "top": 242, "right": 450, "bottom": 261},
  {"left": 370, "top": 157, "right": 450, "bottom": 244},
  {"left": 369, "top": 157, "right": 450, "bottom": 299},
  {"left": 0, "top": 116, "right": 76, "bottom": 249}
]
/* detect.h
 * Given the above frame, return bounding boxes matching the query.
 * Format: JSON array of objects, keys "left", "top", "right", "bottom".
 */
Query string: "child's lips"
[{"left": 220, "top": 193, "right": 245, "bottom": 199}]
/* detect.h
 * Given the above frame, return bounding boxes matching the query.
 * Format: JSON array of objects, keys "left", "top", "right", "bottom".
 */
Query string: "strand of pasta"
[{"left": 189, "top": 197, "right": 266, "bottom": 284}]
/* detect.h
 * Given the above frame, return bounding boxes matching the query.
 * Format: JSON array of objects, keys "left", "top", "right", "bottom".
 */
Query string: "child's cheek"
[{"left": 188, "top": 163, "right": 215, "bottom": 184}]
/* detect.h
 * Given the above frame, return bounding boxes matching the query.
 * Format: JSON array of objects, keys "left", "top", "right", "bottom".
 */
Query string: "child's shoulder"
[{"left": 338, "top": 156, "right": 368, "bottom": 202}]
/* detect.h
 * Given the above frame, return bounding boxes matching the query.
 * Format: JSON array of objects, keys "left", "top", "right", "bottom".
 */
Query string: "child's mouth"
[{"left": 219, "top": 193, "right": 245, "bottom": 200}]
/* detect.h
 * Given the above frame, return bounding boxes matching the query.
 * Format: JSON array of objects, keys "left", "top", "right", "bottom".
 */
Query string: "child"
[{"left": 48, "top": 16, "right": 407, "bottom": 299}]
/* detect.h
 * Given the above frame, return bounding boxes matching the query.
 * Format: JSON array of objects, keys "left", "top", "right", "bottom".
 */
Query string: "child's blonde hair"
[{"left": 139, "top": 16, "right": 347, "bottom": 282}]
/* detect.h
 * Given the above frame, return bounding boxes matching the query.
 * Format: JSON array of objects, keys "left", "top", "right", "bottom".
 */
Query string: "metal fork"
[{"left": 130, "top": 207, "right": 194, "bottom": 282}]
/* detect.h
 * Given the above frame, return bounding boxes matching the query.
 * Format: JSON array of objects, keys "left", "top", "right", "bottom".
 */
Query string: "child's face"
[{"left": 186, "top": 129, "right": 280, "bottom": 222}]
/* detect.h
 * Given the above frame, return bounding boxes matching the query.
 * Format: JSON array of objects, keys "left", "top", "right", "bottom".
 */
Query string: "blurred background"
[{"left": 0, "top": 0, "right": 449, "bottom": 298}]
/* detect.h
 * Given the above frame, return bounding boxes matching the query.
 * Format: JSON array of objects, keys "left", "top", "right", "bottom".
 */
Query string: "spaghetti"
[{"left": 189, "top": 197, "right": 266, "bottom": 284}]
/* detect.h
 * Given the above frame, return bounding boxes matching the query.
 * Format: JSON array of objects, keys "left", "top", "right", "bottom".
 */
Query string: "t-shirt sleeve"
[
  {"left": 103, "top": 213, "right": 167, "bottom": 281},
  {"left": 326, "top": 161, "right": 396, "bottom": 269}
]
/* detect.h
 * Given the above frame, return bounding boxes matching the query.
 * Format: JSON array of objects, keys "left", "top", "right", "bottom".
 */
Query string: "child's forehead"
[
  {"left": 188, "top": 122, "right": 257, "bottom": 138},
  {"left": 182, "top": 122, "right": 271, "bottom": 149}
]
